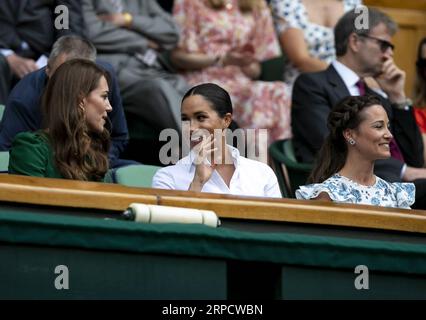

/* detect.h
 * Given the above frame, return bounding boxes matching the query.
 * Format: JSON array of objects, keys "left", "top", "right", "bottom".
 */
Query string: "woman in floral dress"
[
  {"left": 171, "top": 0, "right": 291, "bottom": 145},
  {"left": 270, "top": 0, "right": 361, "bottom": 88},
  {"left": 296, "top": 96, "right": 415, "bottom": 209}
]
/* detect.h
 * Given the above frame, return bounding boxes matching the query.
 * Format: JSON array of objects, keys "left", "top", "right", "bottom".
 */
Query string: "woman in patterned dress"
[
  {"left": 171, "top": 0, "right": 291, "bottom": 146},
  {"left": 270, "top": 0, "right": 361, "bottom": 88},
  {"left": 296, "top": 95, "right": 415, "bottom": 209}
]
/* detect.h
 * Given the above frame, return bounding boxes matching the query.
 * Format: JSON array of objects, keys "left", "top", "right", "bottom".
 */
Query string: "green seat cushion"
[{"left": 113, "top": 164, "right": 161, "bottom": 188}]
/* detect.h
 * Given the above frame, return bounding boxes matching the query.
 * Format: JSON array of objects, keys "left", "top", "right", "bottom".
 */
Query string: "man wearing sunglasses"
[{"left": 292, "top": 7, "right": 426, "bottom": 209}]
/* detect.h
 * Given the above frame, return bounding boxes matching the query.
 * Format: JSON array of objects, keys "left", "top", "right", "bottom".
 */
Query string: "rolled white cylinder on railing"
[{"left": 126, "top": 203, "right": 220, "bottom": 227}]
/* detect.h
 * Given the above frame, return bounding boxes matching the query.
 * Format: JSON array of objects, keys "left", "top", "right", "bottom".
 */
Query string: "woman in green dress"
[{"left": 9, "top": 59, "right": 112, "bottom": 181}]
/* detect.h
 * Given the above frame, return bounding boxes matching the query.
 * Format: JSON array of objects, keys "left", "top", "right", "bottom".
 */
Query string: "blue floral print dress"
[{"left": 296, "top": 174, "right": 415, "bottom": 209}]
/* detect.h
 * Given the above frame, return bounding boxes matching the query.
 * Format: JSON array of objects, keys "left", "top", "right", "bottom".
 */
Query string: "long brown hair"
[
  {"left": 413, "top": 37, "right": 426, "bottom": 108},
  {"left": 41, "top": 59, "right": 110, "bottom": 181},
  {"left": 308, "top": 95, "right": 382, "bottom": 183},
  {"left": 207, "top": 0, "right": 262, "bottom": 12}
]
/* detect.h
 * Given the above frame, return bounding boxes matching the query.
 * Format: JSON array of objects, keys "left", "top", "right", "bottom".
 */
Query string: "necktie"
[
  {"left": 356, "top": 78, "right": 405, "bottom": 162},
  {"left": 355, "top": 79, "right": 366, "bottom": 96}
]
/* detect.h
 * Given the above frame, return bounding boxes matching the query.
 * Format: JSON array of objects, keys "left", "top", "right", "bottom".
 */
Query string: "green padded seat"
[
  {"left": 0, "top": 151, "right": 9, "bottom": 173},
  {"left": 0, "top": 105, "right": 10, "bottom": 173},
  {"left": 259, "top": 56, "right": 285, "bottom": 82},
  {"left": 111, "top": 164, "right": 161, "bottom": 188},
  {"left": 0, "top": 104, "right": 5, "bottom": 121},
  {"left": 269, "top": 139, "right": 313, "bottom": 198}
]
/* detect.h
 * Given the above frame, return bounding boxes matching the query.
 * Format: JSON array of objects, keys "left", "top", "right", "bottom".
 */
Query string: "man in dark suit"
[
  {"left": 0, "top": 36, "right": 132, "bottom": 169},
  {"left": 292, "top": 7, "right": 426, "bottom": 208},
  {"left": 0, "top": 0, "right": 84, "bottom": 104}
]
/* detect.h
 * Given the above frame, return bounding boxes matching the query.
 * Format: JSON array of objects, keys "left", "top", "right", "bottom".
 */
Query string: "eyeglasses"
[{"left": 358, "top": 34, "right": 395, "bottom": 53}]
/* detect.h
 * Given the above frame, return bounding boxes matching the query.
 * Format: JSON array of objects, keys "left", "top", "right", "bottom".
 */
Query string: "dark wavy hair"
[
  {"left": 41, "top": 59, "right": 110, "bottom": 181},
  {"left": 308, "top": 95, "right": 383, "bottom": 183}
]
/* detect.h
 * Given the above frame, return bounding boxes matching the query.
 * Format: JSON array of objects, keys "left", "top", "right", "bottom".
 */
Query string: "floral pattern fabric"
[
  {"left": 296, "top": 174, "right": 415, "bottom": 209},
  {"left": 173, "top": 0, "right": 292, "bottom": 143},
  {"left": 270, "top": 0, "right": 361, "bottom": 87}
]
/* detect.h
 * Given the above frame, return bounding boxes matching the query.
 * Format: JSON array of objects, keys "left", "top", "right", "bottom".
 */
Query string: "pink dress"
[{"left": 173, "top": 0, "right": 292, "bottom": 143}]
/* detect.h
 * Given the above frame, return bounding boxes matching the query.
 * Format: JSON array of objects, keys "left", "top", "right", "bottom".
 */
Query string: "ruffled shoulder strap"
[
  {"left": 295, "top": 183, "right": 334, "bottom": 200},
  {"left": 295, "top": 175, "right": 359, "bottom": 203},
  {"left": 391, "top": 182, "right": 416, "bottom": 209}
]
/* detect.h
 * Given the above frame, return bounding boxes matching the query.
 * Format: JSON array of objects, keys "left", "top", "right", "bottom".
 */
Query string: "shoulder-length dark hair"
[
  {"left": 41, "top": 59, "right": 110, "bottom": 181},
  {"left": 308, "top": 95, "right": 383, "bottom": 183}
]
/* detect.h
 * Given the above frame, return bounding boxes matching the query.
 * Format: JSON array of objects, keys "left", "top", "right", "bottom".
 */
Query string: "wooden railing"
[{"left": 1, "top": 174, "right": 426, "bottom": 234}]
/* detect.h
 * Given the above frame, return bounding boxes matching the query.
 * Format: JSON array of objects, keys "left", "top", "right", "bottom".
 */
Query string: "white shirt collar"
[
  {"left": 332, "top": 60, "right": 361, "bottom": 94},
  {"left": 332, "top": 60, "right": 388, "bottom": 98}
]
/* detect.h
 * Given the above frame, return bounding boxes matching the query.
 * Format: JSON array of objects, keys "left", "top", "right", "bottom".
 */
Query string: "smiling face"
[
  {"left": 345, "top": 104, "right": 393, "bottom": 160},
  {"left": 83, "top": 76, "right": 112, "bottom": 133},
  {"left": 181, "top": 94, "right": 231, "bottom": 148}
]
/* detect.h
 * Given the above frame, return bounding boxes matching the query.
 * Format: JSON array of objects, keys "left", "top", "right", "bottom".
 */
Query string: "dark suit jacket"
[
  {"left": 0, "top": 0, "right": 85, "bottom": 57},
  {"left": 0, "top": 60, "right": 129, "bottom": 169},
  {"left": 0, "top": 0, "right": 55, "bottom": 58},
  {"left": 292, "top": 64, "right": 424, "bottom": 182}
]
